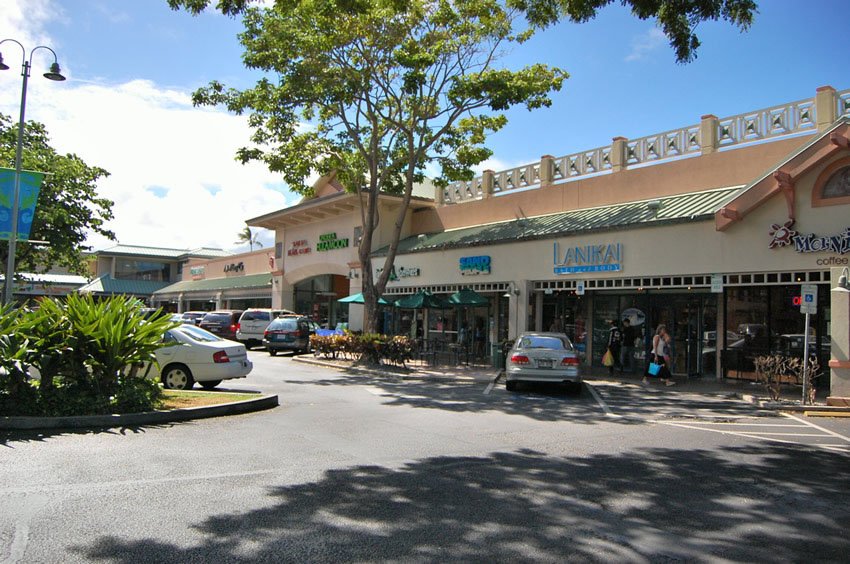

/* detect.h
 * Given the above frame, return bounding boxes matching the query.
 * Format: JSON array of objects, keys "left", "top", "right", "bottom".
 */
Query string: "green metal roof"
[
  {"left": 375, "top": 186, "right": 744, "bottom": 256},
  {"left": 94, "top": 244, "right": 232, "bottom": 260},
  {"left": 153, "top": 273, "right": 272, "bottom": 295},
  {"left": 77, "top": 275, "right": 170, "bottom": 296}
]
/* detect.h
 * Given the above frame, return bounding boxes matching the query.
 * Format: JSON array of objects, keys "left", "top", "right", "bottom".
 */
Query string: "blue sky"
[{"left": 1, "top": 0, "right": 848, "bottom": 252}]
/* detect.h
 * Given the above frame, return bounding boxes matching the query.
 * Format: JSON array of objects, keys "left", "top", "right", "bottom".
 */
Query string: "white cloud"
[
  {"left": 0, "top": 0, "right": 295, "bottom": 253},
  {"left": 625, "top": 27, "right": 666, "bottom": 62}
]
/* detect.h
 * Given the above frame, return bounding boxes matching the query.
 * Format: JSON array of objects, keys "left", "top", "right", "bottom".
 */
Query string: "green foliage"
[
  {"left": 0, "top": 114, "right": 115, "bottom": 277},
  {"left": 0, "top": 296, "right": 175, "bottom": 416},
  {"left": 167, "top": 0, "right": 756, "bottom": 332}
]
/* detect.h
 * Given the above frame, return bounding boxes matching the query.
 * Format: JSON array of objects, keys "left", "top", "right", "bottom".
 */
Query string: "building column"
[
  {"left": 535, "top": 290, "right": 543, "bottom": 331},
  {"left": 272, "top": 275, "right": 294, "bottom": 311},
  {"left": 610, "top": 137, "right": 628, "bottom": 172},
  {"left": 539, "top": 155, "right": 554, "bottom": 187},
  {"left": 482, "top": 170, "right": 495, "bottom": 199},
  {"left": 700, "top": 114, "right": 719, "bottom": 155},
  {"left": 828, "top": 266, "right": 850, "bottom": 403},
  {"left": 815, "top": 85, "right": 837, "bottom": 131}
]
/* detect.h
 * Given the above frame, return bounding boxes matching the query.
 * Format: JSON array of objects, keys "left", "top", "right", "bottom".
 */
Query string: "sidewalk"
[{"left": 295, "top": 356, "right": 850, "bottom": 414}]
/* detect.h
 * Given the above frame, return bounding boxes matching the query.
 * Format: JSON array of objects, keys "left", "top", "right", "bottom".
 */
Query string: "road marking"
[
  {"left": 483, "top": 373, "right": 501, "bottom": 395},
  {"left": 586, "top": 383, "right": 621, "bottom": 418},
  {"left": 782, "top": 412, "right": 850, "bottom": 443}
]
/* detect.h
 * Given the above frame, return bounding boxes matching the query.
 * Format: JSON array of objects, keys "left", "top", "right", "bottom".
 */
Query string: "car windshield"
[
  {"left": 174, "top": 325, "right": 223, "bottom": 343},
  {"left": 517, "top": 335, "right": 570, "bottom": 350},
  {"left": 203, "top": 313, "right": 232, "bottom": 323}
]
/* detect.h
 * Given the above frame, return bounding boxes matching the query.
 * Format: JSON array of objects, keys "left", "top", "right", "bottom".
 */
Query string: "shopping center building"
[{"left": 187, "top": 85, "right": 850, "bottom": 386}]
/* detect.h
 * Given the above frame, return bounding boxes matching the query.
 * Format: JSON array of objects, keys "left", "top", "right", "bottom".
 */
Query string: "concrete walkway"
[{"left": 295, "top": 356, "right": 850, "bottom": 414}]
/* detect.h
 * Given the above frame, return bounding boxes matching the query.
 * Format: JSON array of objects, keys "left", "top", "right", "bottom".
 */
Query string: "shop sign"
[
  {"left": 459, "top": 255, "right": 491, "bottom": 275},
  {"left": 190, "top": 265, "right": 205, "bottom": 279},
  {"left": 288, "top": 239, "right": 312, "bottom": 256},
  {"left": 316, "top": 232, "right": 349, "bottom": 252},
  {"left": 553, "top": 242, "right": 622, "bottom": 274},
  {"left": 377, "top": 265, "right": 420, "bottom": 281},
  {"left": 224, "top": 261, "right": 244, "bottom": 273},
  {"left": 769, "top": 222, "right": 850, "bottom": 254}
]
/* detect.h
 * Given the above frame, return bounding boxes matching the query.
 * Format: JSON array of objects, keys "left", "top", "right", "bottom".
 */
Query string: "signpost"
[{"left": 800, "top": 284, "right": 818, "bottom": 405}]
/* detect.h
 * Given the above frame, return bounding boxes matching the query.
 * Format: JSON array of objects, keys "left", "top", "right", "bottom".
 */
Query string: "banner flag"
[{"left": 0, "top": 167, "right": 44, "bottom": 241}]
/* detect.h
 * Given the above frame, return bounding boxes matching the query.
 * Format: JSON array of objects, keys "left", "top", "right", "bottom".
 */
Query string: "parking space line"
[
  {"left": 586, "top": 383, "right": 621, "bottom": 418},
  {"left": 782, "top": 413, "right": 850, "bottom": 443}
]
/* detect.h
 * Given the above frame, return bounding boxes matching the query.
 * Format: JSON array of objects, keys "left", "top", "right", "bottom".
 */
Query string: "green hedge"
[
  {"left": 0, "top": 295, "right": 176, "bottom": 416},
  {"left": 310, "top": 333, "right": 414, "bottom": 366}
]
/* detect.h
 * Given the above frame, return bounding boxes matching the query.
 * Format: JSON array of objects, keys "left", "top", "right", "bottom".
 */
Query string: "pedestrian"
[
  {"left": 607, "top": 319, "right": 623, "bottom": 376},
  {"left": 620, "top": 318, "right": 637, "bottom": 374},
  {"left": 645, "top": 324, "right": 675, "bottom": 386}
]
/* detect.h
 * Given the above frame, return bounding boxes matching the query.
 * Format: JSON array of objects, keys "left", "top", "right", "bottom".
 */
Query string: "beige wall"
[
  {"left": 183, "top": 249, "right": 274, "bottom": 281},
  {"left": 412, "top": 136, "right": 807, "bottom": 234}
]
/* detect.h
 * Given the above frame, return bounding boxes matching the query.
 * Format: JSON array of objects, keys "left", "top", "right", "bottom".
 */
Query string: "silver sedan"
[{"left": 505, "top": 332, "right": 582, "bottom": 394}]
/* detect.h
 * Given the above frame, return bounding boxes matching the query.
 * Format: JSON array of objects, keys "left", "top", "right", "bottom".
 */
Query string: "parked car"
[
  {"left": 168, "top": 313, "right": 185, "bottom": 324},
  {"left": 505, "top": 332, "right": 581, "bottom": 394},
  {"left": 153, "top": 324, "right": 252, "bottom": 390},
  {"left": 198, "top": 310, "right": 244, "bottom": 340},
  {"left": 180, "top": 311, "right": 208, "bottom": 326},
  {"left": 263, "top": 315, "right": 319, "bottom": 356},
  {"left": 236, "top": 308, "right": 296, "bottom": 349}
]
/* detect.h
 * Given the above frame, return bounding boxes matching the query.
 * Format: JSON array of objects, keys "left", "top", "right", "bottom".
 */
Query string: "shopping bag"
[
  {"left": 602, "top": 349, "right": 614, "bottom": 367},
  {"left": 648, "top": 362, "right": 662, "bottom": 376}
]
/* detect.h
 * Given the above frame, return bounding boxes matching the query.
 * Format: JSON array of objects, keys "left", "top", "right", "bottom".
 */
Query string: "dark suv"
[
  {"left": 263, "top": 315, "right": 318, "bottom": 356},
  {"left": 198, "top": 310, "right": 244, "bottom": 341}
]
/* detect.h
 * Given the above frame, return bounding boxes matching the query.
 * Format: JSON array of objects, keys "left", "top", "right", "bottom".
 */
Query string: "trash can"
[{"left": 491, "top": 342, "right": 504, "bottom": 370}]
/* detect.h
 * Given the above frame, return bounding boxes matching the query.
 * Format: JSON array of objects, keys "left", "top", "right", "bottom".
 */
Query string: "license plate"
[
  {"left": 537, "top": 359, "right": 553, "bottom": 368},
  {"left": 275, "top": 334, "right": 292, "bottom": 342}
]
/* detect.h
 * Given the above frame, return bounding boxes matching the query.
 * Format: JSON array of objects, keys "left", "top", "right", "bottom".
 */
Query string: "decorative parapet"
[{"left": 440, "top": 86, "right": 850, "bottom": 206}]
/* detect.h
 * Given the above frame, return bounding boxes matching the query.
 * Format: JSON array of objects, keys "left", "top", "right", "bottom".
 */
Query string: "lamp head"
[
  {"left": 0, "top": 53, "right": 9, "bottom": 71},
  {"left": 832, "top": 267, "right": 850, "bottom": 293},
  {"left": 43, "top": 62, "right": 65, "bottom": 81}
]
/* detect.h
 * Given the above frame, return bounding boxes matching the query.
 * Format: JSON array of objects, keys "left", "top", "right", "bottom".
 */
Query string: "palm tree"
[{"left": 235, "top": 226, "right": 263, "bottom": 251}]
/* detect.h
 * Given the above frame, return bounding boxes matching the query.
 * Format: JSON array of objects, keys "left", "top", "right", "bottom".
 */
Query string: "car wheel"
[
  {"left": 506, "top": 380, "right": 517, "bottom": 392},
  {"left": 162, "top": 364, "right": 194, "bottom": 390},
  {"left": 200, "top": 380, "right": 222, "bottom": 390},
  {"left": 269, "top": 349, "right": 277, "bottom": 357}
]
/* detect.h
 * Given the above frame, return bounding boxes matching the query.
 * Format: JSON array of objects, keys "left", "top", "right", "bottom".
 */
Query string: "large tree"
[
  {"left": 0, "top": 114, "right": 115, "bottom": 276},
  {"left": 169, "top": 0, "right": 756, "bottom": 333}
]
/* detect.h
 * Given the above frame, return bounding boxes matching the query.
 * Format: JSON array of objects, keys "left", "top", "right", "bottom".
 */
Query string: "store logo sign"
[
  {"left": 288, "top": 239, "right": 312, "bottom": 256},
  {"left": 316, "top": 232, "right": 349, "bottom": 252},
  {"left": 224, "top": 262, "right": 244, "bottom": 273},
  {"left": 190, "top": 265, "right": 205, "bottom": 278},
  {"left": 553, "top": 241, "right": 622, "bottom": 274},
  {"left": 377, "top": 265, "right": 420, "bottom": 281},
  {"left": 769, "top": 222, "right": 850, "bottom": 254},
  {"left": 460, "top": 255, "right": 491, "bottom": 275}
]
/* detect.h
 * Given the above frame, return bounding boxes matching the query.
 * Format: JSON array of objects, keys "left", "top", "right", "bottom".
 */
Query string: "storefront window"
[{"left": 115, "top": 259, "right": 170, "bottom": 282}]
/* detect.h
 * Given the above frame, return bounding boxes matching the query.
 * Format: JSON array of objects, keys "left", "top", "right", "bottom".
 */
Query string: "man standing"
[
  {"left": 620, "top": 318, "right": 637, "bottom": 374},
  {"left": 607, "top": 319, "right": 623, "bottom": 376}
]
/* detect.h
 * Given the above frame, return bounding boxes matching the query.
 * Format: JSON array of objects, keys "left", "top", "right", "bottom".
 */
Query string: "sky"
[{"left": 0, "top": 0, "right": 847, "bottom": 254}]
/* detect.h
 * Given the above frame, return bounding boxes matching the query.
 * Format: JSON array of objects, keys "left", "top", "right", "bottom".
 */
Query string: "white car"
[
  {"left": 153, "top": 324, "right": 253, "bottom": 390},
  {"left": 506, "top": 332, "right": 582, "bottom": 394}
]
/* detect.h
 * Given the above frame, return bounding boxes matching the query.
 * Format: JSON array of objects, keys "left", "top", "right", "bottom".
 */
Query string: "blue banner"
[{"left": 0, "top": 167, "right": 44, "bottom": 241}]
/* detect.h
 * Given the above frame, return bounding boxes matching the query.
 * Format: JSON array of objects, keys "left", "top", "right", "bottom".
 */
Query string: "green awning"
[{"left": 153, "top": 273, "right": 272, "bottom": 295}]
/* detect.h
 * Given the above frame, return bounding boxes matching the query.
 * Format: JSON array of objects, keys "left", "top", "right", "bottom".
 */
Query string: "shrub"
[
  {"left": 0, "top": 296, "right": 176, "bottom": 416},
  {"left": 309, "top": 332, "right": 414, "bottom": 366}
]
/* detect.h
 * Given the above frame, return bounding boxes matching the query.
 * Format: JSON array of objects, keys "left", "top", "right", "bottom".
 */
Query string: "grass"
[{"left": 160, "top": 390, "right": 256, "bottom": 410}]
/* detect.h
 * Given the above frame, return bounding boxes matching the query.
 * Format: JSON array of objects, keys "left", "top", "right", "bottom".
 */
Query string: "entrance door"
[{"left": 650, "top": 294, "right": 716, "bottom": 377}]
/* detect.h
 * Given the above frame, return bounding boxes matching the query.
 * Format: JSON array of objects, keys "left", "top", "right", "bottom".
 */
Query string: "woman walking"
[{"left": 645, "top": 324, "right": 675, "bottom": 386}]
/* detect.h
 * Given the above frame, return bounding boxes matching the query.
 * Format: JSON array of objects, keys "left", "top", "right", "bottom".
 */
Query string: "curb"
[
  {"left": 739, "top": 393, "right": 850, "bottom": 414},
  {"left": 0, "top": 394, "right": 279, "bottom": 431},
  {"left": 293, "top": 355, "right": 500, "bottom": 384}
]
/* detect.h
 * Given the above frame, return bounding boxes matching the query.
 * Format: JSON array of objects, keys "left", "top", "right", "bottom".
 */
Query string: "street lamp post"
[{"left": 0, "top": 39, "right": 65, "bottom": 306}]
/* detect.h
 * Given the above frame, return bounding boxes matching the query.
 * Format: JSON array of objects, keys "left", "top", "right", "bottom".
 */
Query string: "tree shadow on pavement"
[
  {"left": 74, "top": 444, "right": 850, "bottom": 562},
  {"left": 1, "top": 422, "right": 181, "bottom": 446}
]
